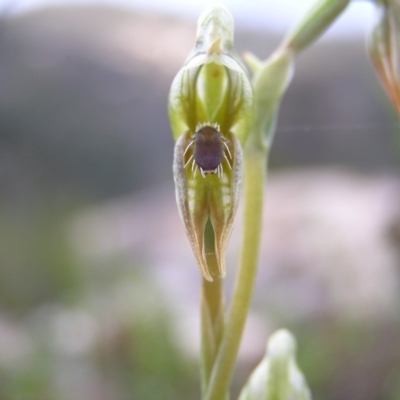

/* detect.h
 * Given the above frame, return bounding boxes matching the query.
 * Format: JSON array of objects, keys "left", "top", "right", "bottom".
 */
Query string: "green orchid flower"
[{"left": 169, "top": 4, "right": 253, "bottom": 281}]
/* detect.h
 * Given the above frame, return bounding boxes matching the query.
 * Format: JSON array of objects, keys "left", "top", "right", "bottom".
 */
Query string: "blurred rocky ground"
[{"left": 0, "top": 4, "right": 400, "bottom": 400}]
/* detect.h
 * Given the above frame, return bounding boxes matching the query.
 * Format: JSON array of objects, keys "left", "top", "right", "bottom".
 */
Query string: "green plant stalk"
[
  {"left": 203, "top": 51, "right": 282, "bottom": 397},
  {"left": 201, "top": 277, "right": 224, "bottom": 394},
  {"left": 282, "top": 0, "right": 350, "bottom": 53},
  {"left": 205, "top": 145, "right": 267, "bottom": 400},
  {"left": 200, "top": 222, "right": 225, "bottom": 396},
  {"left": 198, "top": 1, "right": 352, "bottom": 398}
]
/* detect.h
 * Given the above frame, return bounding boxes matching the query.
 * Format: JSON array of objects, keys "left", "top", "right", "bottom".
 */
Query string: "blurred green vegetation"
[
  {"left": 0, "top": 236, "right": 199, "bottom": 399},
  {"left": 296, "top": 321, "right": 400, "bottom": 400},
  {"left": 0, "top": 208, "right": 82, "bottom": 311}
]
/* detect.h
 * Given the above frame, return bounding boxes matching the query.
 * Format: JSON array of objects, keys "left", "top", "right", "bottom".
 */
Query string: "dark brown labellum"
[
  {"left": 183, "top": 124, "right": 232, "bottom": 178},
  {"left": 194, "top": 126, "right": 223, "bottom": 172}
]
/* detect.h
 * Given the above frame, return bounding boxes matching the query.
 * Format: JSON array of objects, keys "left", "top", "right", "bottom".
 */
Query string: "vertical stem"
[
  {"left": 201, "top": 277, "right": 225, "bottom": 395},
  {"left": 205, "top": 148, "right": 267, "bottom": 400},
  {"left": 200, "top": 222, "right": 225, "bottom": 397}
]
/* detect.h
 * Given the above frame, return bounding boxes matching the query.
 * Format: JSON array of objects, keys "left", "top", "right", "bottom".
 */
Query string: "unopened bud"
[
  {"left": 368, "top": 0, "right": 400, "bottom": 114},
  {"left": 239, "top": 329, "right": 311, "bottom": 400}
]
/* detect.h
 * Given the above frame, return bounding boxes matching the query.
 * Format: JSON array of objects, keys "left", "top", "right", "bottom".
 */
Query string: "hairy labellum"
[
  {"left": 184, "top": 124, "right": 232, "bottom": 178},
  {"left": 195, "top": 125, "right": 224, "bottom": 172}
]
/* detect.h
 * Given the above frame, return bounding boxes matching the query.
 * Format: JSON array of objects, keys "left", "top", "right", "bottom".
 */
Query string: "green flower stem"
[
  {"left": 205, "top": 146, "right": 267, "bottom": 400},
  {"left": 198, "top": 1, "right": 352, "bottom": 398},
  {"left": 200, "top": 223, "right": 225, "bottom": 396},
  {"left": 203, "top": 48, "right": 289, "bottom": 400},
  {"left": 201, "top": 278, "right": 225, "bottom": 395}
]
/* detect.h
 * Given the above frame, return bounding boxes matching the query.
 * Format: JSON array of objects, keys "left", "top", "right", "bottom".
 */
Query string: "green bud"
[
  {"left": 238, "top": 329, "right": 311, "bottom": 400},
  {"left": 368, "top": 0, "right": 400, "bottom": 114},
  {"left": 169, "top": 5, "right": 253, "bottom": 281}
]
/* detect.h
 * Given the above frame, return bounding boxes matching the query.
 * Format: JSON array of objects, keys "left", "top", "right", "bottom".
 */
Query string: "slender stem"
[
  {"left": 198, "top": 0, "right": 352, "bottom": 397},
  {"left": 205, "top": 147, "right": 267, "bottom": 400},
  {"left": 200, "top": 222, "right": 225, "bottom": 397},
  {"left": 282, "top": 0, "right": 350, "bottom": 53},
  {"left": 201, "top": 277, "right": 225, "bottom": 395}
]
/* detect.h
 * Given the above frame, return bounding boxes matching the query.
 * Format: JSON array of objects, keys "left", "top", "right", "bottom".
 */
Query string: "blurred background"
[{"left": 0, "top": 0, "right": 400, "bottom": 399}]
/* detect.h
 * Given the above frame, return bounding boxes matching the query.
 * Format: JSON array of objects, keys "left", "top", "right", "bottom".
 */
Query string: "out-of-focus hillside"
[
  {"left": 0, "top": 5, "right": 398, "bottom": 206},
  {"left": 0, "top": 6, "right": 190, "bottom": 202}
]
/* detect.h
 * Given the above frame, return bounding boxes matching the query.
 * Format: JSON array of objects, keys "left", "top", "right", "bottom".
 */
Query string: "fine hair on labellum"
[{"left": 183, "top": 123, "right": 232, "bottom": 178}]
